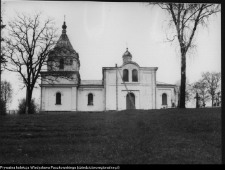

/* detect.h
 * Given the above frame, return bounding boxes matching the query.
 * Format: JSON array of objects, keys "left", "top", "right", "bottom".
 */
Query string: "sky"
[{"left": 1, "top": 1, "right": 221, "bottom": 109}]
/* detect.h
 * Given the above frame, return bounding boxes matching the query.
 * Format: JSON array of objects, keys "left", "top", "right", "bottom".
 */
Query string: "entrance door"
[{"left": 126, "top": 93, "right": 135, "bottom": 109}]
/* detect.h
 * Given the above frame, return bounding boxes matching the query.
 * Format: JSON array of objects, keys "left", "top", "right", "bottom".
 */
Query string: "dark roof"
[
  {"left": 122, "top": 48, "right": 132, "bottom": 58},
  {"left": 80, "top": 80, "right": 103, "bottom": 85},
  {"left": 157, "top": 82, "right": 176, "bottom": 87},
  {"left": 54, "top": 22, "right": 75, "bottom": 52},
  {"left": 47, "top": 22, "right": 80, "bottom": 66},
  {"left": 120, "top": 61, "right": 140, "bottom": 67}
]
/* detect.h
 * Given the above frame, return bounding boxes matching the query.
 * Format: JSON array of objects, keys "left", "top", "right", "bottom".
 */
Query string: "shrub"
[
  {"left": 0, "top": 99, "right": 6, "bottom": 115},
  {"left": 18, "top": 98, "right": 38, "bottom": 114}
]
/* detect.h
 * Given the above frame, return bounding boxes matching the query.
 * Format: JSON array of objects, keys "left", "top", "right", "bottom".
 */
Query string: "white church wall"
[
  {"left": 41, "top": 87, "right": 46, "bottom": 111},
  {"left": 118, "top": 87, "right": 140, "bottom": 110},
  {"left": 139, "top": 86, "right": 152, "bottom": 109},
  {"left": 156, "top": 88, "right": 174, "bottom": 109},
  {"left": 106, "top": 86, "right": 116, "bottom": 110},
  {"left": 43, "top": 87, "right": 75, "bottom": 111},
  {"left": 71, "top": 87, "right": 77, "bottom": 111},
  {"left": 105, "top": 69, "right": 116, "bottom": 110},
  {"left": 78, "top": 88, "right": 104, "bottom": 111},
  {"left": 139, "top": 70, "right": 154, "bottom": 109},
  {"left": 119, "top": 64, "right": 140, "bottom": 83},
  {"left": 104, "top": 66, "right": 157, "bottom": 110},
  {"left": 106, "top": 84, "right": 141, "bottom": 110}
]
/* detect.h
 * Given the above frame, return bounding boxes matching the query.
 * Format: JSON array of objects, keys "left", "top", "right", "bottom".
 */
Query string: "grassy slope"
[{"left": 0, "top": 108, "right": 221, "bottom": 164}]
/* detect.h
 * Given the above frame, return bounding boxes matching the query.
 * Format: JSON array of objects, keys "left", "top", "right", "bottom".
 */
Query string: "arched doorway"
[{"left": 126, "top": 93, "right": 135, "bottom": 109}]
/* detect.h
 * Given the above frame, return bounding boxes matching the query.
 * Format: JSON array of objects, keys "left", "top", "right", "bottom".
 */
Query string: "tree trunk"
[
  {"left": 0, "top": 61, "right": 1, "bottom": 115},
  {"left": 25, "top": 87, "right": 28, "bottom": 114},
  {"left": 27, "top": 87, "right": 33, "bottom": 114},
  {"left": 25, "top": 85, "right": 33, "bottom": 114},
  {"left": 179, "top": 49, "right": 186, "bottom": 108}
]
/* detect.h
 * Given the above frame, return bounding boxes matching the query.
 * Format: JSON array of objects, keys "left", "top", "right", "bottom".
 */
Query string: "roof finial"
[
  {"left": 62, "top": 15, "right": 67, "bottom": 34},
  {"left": 126, "top": 42, "right": 128, "bottom": 51}
]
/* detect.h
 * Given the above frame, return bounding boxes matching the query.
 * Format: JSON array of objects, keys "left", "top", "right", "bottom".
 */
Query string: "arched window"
[
  {"left": 88, "top": 93, "right": 93, "bottom": 105},
  {"left": 70, "top": 59, "right": 73, "bottom": 65},
  {"left": 123, "top": 69, "right": 129, "bottom": 82},
  {"left": 56, "top": 92, "right": 61, "bottom": 105},
  {"left": 162, "top": 93, "right": 167, "bottom": 105},
  {"left": 132, "top": 69, "right": 138, "bottom": 82},
  {"left": 59, "top": 58, "right": 64, "bottom": 69}
]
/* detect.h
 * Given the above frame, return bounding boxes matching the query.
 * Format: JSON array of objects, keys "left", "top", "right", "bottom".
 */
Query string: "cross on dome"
[{"left": 62, "top": 16, "right": 67, "bottom": 34}]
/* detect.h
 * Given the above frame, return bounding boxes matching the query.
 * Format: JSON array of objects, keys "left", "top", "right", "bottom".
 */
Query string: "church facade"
[{"left": 40, "top": 22, "right": 177, "bottom": 112}]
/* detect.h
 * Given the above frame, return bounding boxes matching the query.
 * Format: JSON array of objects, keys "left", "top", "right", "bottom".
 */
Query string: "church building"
[{"left": 40, "top": 22, "right": 177, "bottom": 112}]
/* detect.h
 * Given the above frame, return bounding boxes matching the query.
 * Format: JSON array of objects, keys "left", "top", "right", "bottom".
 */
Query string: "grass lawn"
[{"left": 0, "top": 108, "right": 221, "bottom": 164}]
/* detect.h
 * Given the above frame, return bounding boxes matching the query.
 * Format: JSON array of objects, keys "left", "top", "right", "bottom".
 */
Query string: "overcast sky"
[{"left": 1, "top": 1, "right": 221, "bottom": 109}]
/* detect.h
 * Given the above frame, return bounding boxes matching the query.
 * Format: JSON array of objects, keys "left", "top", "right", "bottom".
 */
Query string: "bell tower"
[{"left": 47, "top": 21, "right": 80, "bottom": 72}]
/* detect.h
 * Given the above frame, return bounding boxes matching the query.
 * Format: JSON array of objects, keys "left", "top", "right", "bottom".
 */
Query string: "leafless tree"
[
  {"left": 175, "top": 79, "right": 192, "bottom": 107},
  {"left": 191, "top": 79, "right": 210, "bottom": 107},
  {"left": 1, "top": 80, "right": 13, "bottom": 110},
  {"left": 0, "top": 2, "right": 7, "bottom": 115},
  {"left": 201, "top": 72, "right": 221, "bottom": 107},
  {"left": 149, "top": 3, "right": 220, "bottom": 108},
  {"left": 3, "top": 11, "right": 60, "bottom": 114}
]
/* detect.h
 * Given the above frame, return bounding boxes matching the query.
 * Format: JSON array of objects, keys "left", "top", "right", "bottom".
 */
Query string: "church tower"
[
  {"left": 40, "top": 21, "right": 80, "bottom": 112},
  {"left": 47, "top": 21, "right": 80, "bottom": 73}
]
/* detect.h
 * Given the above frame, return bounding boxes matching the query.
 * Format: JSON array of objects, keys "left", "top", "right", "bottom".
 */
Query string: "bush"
[
  {"left": 18, "top": 98, "right": 38, "bottom": 114},
  {"left": 0, "top": 99, "right": 6, "bottom": 115}
]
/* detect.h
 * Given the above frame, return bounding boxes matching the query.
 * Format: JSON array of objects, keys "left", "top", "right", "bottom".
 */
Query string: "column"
[
  {"left": 42, "top": 87, "right": 46, "bottom": 111},
  {"left": 71, "top": 87, "right": 77, "bottom": 111}
]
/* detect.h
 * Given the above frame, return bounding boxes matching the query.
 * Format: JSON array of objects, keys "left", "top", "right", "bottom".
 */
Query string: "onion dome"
[
  {"left": 62, "top": 21, "right": 67, "bottom": 34},
  {"left": 122, "top": 48, "right": 132, "bottom": 63}
]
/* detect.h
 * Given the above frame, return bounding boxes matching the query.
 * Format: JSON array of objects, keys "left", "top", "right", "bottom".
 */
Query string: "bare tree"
[
  {"left": 149, "top": 3, "right": 220, "bottom": 108},
  {"left": 175, "top": 79, "right": 192, "bottom": 107},
  {"left": 191, "top": 79, "right": 210, "bottom": 107},
  {"left": 201, "top": 72, "right": 221, "bottom": 107},
  {"left": 4, "top": 11, "right": 59, "bottom": 114},
  {"left": 214, "top": 91, "right": 221, "bottom": 106},
  {"left": 0, "top": 2, "right": 7, "bottom": 115},
  {"left": 1, "top": 80, "right": 13, "bottom": 110}
]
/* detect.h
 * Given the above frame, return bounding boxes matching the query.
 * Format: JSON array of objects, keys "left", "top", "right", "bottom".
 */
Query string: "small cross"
[
  {"left": 64, "top": 15, "right": 66, "bottom": 22},
  {"left": 194, "top": 92, "right": 200, "bottom": 108}
]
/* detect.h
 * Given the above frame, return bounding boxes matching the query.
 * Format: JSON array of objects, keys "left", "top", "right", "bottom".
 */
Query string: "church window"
[
  {"left": 56, "top": 92, "right": 61, "bottom": 105},
  {"left": 59, "top": 59, "right": 64, "bottom": 69},
  {"left": 70, "top": 59, "right": 73, "bottom": 65},
  {"left": 88, "top": 93, "right": 93, "bottom": 105},
  {"left": 123, "top": 69, "right": 129, "bottom": 82},
  {"left": 162, "top": 93, "right": 167, "bottom": 105},
  {"left": 132, "top": 69, "right": 138, "bottom": 82}
]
